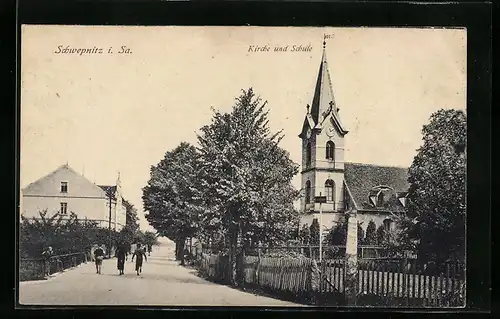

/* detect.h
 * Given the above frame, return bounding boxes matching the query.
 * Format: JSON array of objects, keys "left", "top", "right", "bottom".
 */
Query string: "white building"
[{"left": 21, "top": 164, "right": 127, "bottom": 231}]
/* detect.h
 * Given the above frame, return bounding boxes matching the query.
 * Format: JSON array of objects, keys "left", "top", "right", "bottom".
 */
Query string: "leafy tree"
[
  {"left": 376, "top": 225, "right": 387, "bottom": 245},
  {"left": 299, "top": 224, "right": 311, "bottom": 245},
  {"left": 143, "top": 231, "right": 159, "bottom": 248},
  {"left": 380, "top": 216, "right": 418, "bottom": 258},
  {"left": 406, "top": 109, "right": 466, "bottom": 264},
  {"left": 358, "top": 224, "right": 365, "bottom": 245},
  {"left": 309, "top": 219, "right": 320, "bottom": 245},
  {"left": 19, "top": 210, "right": 120, "bottom": 259},
  {"left": 196, "top": 88, "right": 300, "bottom": 284},
  {"left": 325, "top": 219, "right": 364, "bottom": 246},
  {"left": 142, "top": 142, "right": 203, "bottom": 265},
  {"left": 365, "top": 220, "right": 378, "bottom": 245},
  {"left": 123, "top": 199, "right": 140, "bottom": 233}
]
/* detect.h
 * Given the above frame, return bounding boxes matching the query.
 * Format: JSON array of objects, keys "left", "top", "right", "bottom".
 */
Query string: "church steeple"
[
  {"left": 310, "top": 41, "right": 337, "bottom": 124},
  {"left": 308, "top": 39, "right": 348, "bottom": 135}
]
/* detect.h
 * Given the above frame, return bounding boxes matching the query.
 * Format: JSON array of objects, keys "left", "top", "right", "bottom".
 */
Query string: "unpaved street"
[{"left": 19, "top": 238, "right": 305, "bottom": 307}]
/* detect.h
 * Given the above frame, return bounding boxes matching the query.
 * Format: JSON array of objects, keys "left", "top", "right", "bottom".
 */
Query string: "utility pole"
[
  {"left": 108, "top": 190, "right": 112, "bottom": 259},
  {"left": 314, "top": 193, "right": 327, "bottom": 263},
  {"left": 345, "top": 208, "right": 359, "bottom": 306}
]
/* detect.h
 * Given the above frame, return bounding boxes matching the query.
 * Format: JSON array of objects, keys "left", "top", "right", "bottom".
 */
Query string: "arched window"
[
  {"left": 377, "top": 191, "right": 385, "bottom": 207},
  {"left": 305, "top": 181, "right": 311, "bottom": 204},
  {"left": 326, "top": 141, "right": 335, "bottom": 161},
  {"left": 306, "top": 142, "right": 312, "bottom": 168},
  {"left": 324, "top": 179, "right": 335, "bottom": 203}
]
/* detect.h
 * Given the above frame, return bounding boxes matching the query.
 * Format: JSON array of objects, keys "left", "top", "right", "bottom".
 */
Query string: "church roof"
[
  {"left": 344, "top": 162, "right": 409, "bottom": 213},
  {"left": 309, "top": 45, "right": 348, "bottom": 135}
]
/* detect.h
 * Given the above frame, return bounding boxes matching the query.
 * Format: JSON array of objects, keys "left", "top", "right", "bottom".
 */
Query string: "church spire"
[{"left": 310, "top": 38, "right": 337, "bottom": 125}]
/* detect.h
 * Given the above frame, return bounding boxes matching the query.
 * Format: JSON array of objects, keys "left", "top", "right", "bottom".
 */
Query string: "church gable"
[
  {"left": 298, "top": 113, "right": 316, "bottom": 138},
  {"left": 344, "top": 163, "right": 409, "bottom": 213},
  {"left": 318, "top": 113, "right": 348, "bottom": 138},
  {"left": 22, "top": 164, "right": 106, "bottom": 198}
]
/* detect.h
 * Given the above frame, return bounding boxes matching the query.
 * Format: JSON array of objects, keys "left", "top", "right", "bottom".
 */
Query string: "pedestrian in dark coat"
[
  {"left": 131, "top": 243, "right": 148, "bottom": 276},
  {"left": 116, "top": 244, "right": 126, "bottom": 275}
]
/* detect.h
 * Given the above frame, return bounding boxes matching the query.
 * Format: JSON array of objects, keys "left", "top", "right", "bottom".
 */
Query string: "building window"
[
  {"left": 305, "top": 181, "right": 311, "bottom": 204},
  {"left": 383, "top": 219, "right": 393, "bottom": 230},
  {"left": 306, "top": 142, "right": 312, "bottom": 168},
  {"left": 326, "top": 141, "right": 335, "bottom": 162},
  {"left": 60, "top": 202, "right": 68, "bottom": 215},
  {"left": 60, "top": 181, "right": 68, "bottom": 193},
  {"left": 325, "top": 179, "right": 336, "bottom": 206},
  {"left": 377, "top": 192, "right": 385, "bottom": 207}
]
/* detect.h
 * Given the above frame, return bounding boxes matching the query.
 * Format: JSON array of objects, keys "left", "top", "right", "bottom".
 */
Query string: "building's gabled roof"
[
  {"left": 22, "top": 163, "right": 106, "bottom": 197},
  {"left": 344, "top": 162, "right": 409, "bottom": 213},
  {"left": 97, "top": 185, "right": 118, "bottom": 200}
]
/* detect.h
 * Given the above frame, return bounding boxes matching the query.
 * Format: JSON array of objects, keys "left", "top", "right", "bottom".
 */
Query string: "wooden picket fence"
[
  {"left": 318, "top": 259, "right": 465, "bottom": 307},
  {"left": 197, "top": 253, "right": 465, "bottom": 307},
  {"left": 242, "top": 256, "right": 312, "bottom": 294}
]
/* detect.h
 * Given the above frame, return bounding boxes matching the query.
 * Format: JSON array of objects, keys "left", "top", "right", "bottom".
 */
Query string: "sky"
[{"left": 20, "top": 26, "right": 466, "bottom": 232}]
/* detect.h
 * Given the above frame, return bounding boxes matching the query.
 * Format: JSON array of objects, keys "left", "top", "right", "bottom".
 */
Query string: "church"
[{"left": 298, "top": 41, "right": 409, "bottom": 234}]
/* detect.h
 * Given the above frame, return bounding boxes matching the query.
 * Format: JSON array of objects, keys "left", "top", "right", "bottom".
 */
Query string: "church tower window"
[
  {"left": 325, "top": 179, "right": 335, "bottom": 206},
  {"left": 306, "top": 142, "right": 312, "bottom": 168},
  {"left": 326, "top": 141, "right": 335, "bottom": 162},
  {"left": 305, "top": 180, "right": 311, "bottom": 204}
]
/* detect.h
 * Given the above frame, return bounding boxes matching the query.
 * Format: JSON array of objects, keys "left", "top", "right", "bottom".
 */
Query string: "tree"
[
  {"left": 143, "top": 231, "right": 159, "bottom": 248},
  {"left": 380, "top": 216, "right": 418, "bottom": 258},
  {"left": 123, "top": 199, "right": 140, "bottom": 233},
  {"left": 142, "top": 142, "right": 203, "bottom": 265},
  {"left": 364, "top": 220, "right": 378, "bottom": 245},
  {"left": 299, "top": 224, "right": 311, "bottom": 245},
  {"left": 196, "top": 88, "right": 300, "bottom": 284},
  {"left": 309, "top": 219, "right": 320, "bottom": 245},
  {"left": 406, "top": 109, "right": 466, "bottom": 264},
  {"left": 19, "top": 210, "right": 120, "bottom": 259},
  {"left": 325, "top": 219, "right": 364, "bottom": 246},
  {"left": 376, "top": 225, "right": 387, "bottom": 245}
]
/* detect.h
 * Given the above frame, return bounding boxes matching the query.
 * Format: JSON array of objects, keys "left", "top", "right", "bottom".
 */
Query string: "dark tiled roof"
[
  {"left": 97, "top": 185, "right": 117, "bottom": 199},
  {"left": 344, "top": 162, "right": 409, "bottom": 213}
]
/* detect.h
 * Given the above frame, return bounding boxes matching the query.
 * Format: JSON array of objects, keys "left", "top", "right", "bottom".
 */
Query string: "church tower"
[{"left": 298, "top": 39, "right": 349, "bottom": 226}]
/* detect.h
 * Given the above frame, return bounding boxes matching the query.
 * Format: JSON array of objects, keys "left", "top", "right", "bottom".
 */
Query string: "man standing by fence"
[{"left": 41, "top": 246, "right": 53, "bottom": 277}]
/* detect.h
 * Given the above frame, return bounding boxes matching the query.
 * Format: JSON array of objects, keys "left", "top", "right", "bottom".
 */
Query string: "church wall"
[
  {"left": 301, "top": 170, "right": 316, "bottom": 212},
  {"left": 313, "top": 170, "right": 345, "bottom": 212},
  {"left": 300, "top": 212, "right": 345, "bottom": 233}
]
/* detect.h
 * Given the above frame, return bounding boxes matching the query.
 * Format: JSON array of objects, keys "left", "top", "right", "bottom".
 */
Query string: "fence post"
[
  {"left": 344, "top": 211, "right": 359, "bottom": 306},
  {"left": 310, "top": 259, "right": 321, "bottom": 304},
  {"left": 256, "top": 249, "right": 261, "bottom": 285}
]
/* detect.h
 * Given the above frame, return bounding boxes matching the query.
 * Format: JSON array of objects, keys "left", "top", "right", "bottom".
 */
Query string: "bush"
[{"left": 20, "top": 210, "right": 121, "bottom": 258}]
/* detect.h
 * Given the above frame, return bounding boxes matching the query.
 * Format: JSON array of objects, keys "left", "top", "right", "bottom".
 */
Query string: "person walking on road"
[
  {"left": 41, "top": 246, "right": 53, "bottom": 277},
  {"left": 131, "top": 243, "right": 147, "bottom": 276},
  {"left": 147, "top": 244, "right": 152, "bottom": 257},
  {"left": 116, "top": 243, "right": 126, "bottom": 275},
  {"left": 94, "top": 245, "right": 105, "bottom": 274}
]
